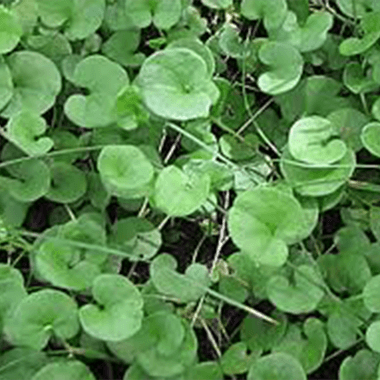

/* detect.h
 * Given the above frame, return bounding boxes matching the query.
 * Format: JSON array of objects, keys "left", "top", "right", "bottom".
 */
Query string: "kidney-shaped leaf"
[
  {"left": 289, "top": 116, "right": 347, "bottom": 165},
  {"left": 6, "top": 112, "right": 54, "bottom": 156},
  {"left": 4, "top": 289, "right": 79, "bottom": 350},
  {"left": 31, "top": 361, "right": 96, "bottom": 380},
  {"left": 98, "top": 145, "right": 154, "bottom": 199},
  {"left": 2, "top": 51, "right": 61, "bottom": 118},
  {"left": 64, "top": 55, "right": 129, "bottom": 128},
  {"left": 361, "top": 122, "right": 380, "bottom": 158},
  {"left": 150, "top": 254, "right": 211, "bottom": 303},
  {"left": 153, "top": 165, "right": 211, "bottom": 217},
  {"left": 339, "top": 349, "right": 380, "bottom": 380},
  {"left": 0, "top": 6, "right": 22, "bottom": 54},
  {"left": 248, "top": 352, "right": 307, "bottom": 380},
  {"left": 267, "top": 265, "right": 325, "bottom": 314},
  {"left": 258, "top": 42, "right": 303, "bottom": 95},
  {"left": 228, "top": 187, "right": 304, "bottom": 267},
  {"left": 137, "top": 48, "right": 219, "bottom": 120},
  {"left": 79, "top": 274, "right": 144, "bottom": 341},
  {"left": 241, "top": 0, "right": 288, "bottom": 31},
  {"left": 36, "top": 0, "right": 105, "bottom": 41}
]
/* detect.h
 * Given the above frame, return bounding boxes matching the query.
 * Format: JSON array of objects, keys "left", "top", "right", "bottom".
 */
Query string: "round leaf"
[
  {"left": 2, "top": 51, "right": 61, "bottom": 118},
  {"left": 366, "top": 320, "right": 380, "bottom": 353},
  {"left": 4, "top": 289, "right": 79, "bottom": 350},
  {"left": 137, "top": 48, "right": 220, "bottom": 120},
  {"left": 45, "top": 162, "right": 87, "bottom": 203},
  {"left": 339, "top": 349, "right": 380, "bottom": 380},
  {"left": 228, "top": 187, "right": 304, "bottom": 266},
  {"left": 98, "top": 145, "right": 154, "bottom": 199},
  {"left": 0, "top": 6, "right": 22, "bottom": 54},
  {"left": 0, "top": 56, "right": 13, "bottom": 111},
  {"left": 153, "top": 165, "right": 211, "bottom": 217},
  {"left": 289, "top": 116, "right": 347, "bottom": 165},
  {"left": 363, "top": 275, "right": 380, "bottom": 313},
  {"left": 248, "top": 353, "right": 307, "bottom": 380},
  {"left": 361, "top": 122, "right": 380, "bottom": 158},
  {"left": 31, "top": 361, "right": 96, "bottom": 380},
  {"left": 6, "top": 112, "right": 54, "bottom": 156},
  {"left": 258, "top": 41, "right": 303, "bottom": 95},
  {"left": 79, "top": 274, "right": 144, "bottom": 341}
]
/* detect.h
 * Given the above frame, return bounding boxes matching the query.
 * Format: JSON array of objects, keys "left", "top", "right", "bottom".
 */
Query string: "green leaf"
[
  {"left": 150, "top": 254, "right": 210, "bottom": 302},
  {"left": 221, "top": 342, "right": 254, "bottom": 375},
  {"left": 79, "top": 274, "right": 144, "bottom": 341},
  {"left": 289, "top": 116, "right": 347, "bottom": 165},
  {"left": 0, "top": 56, "right": 13, "bottom": 111},
  {"left": 36, "top": 0, "right": 105, "bottom": 40},
  {"left": 258, "top": 42, "right": 303, "bottom": 95},
  {"left": 64, "top": 55, "right": 129, "bottom": 128},
  {"left": 248, "top": 352, "right": 307, "bottom": 380},
  {"left": 124, "top": 0, "right": 182, "bottom": 30},
  {"left": 5, "top": 159, "right": 51, "bottom": 202},
  {"left": 361, "top": 122, "right": 380, "bottom": 158},
  {"left": 240, "top": 311, "right": 287, "bottom": 352},
  {"left": 241, "top": 0, "right": 288, "bottom": 31},
  {"left": 35, "top": 240, "right": 101, "bottom": 291},
  {"left": 228, "top": 187, "right": 305, "bottom": 266},
  {"left": 267, "top": 265, "right": 325, "bottom": 314},
  {"left": 366, "top": 320, "right": 380, "bottom": 353},
  {"left": 201, "top": 0, "right": 232, "bottom": 9},
  {"left": 111, "top": 217, "right": 161, "bottom": 261},
  {"left": 153, "top": 165, "right": 210, "bottom": 216},
  {"left": 6, "top": 112, "right": 54, "bottom": 156},
  {"left": 31, "top": 361, "right": 96, "bottom": 380},
  {"left": 273, "top": 318, "right": 327, "bottom": 373},
  {"left": 2, "top": 51, "right": 61, "bottom": 118},
  {"left": 339, "top": 349, "right": 380, "bottom": 380},
  {"left": 102, "top": 30, "right": 145, "bottom": 68},
  {"left": 327, "top": 108, "right": 369, "bottom": 152},
  {"left": 0, "top": 5, "right": 22, "bottom": 54},
  {"left": 370, "top": 206, "right": 380, "bottom": 240},
  {"left": 0, "top": 348, "right": 48, "bottom": 380},
  {"left": 136, "top": 48, "right": 220, "bottom": 120},
  {"left": 280, "top": 146, "right": 356, "bottom": 197},
  {"left": 98, "top": 145, "right": 154, "bottom": 199},
  {"left": 184, "top": 361, "right": 223, "bottom": 380},
  {"left": 337, "top": 0, "right": 380, "bottom": 18},
  {"left": 4, "top": 289, "right": 79, "bottom": 350},
  {"left": 363, "top": 275, "right": 380, "bottom": 313},
  {"left": 343, "top": 62, "right": 378, "bottom": 94},
  {"left": 45, "top": 162, "right": 87, "bottom": 203}
]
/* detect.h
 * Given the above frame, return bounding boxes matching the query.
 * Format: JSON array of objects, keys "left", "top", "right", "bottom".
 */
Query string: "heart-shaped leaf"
[
  {"left": 2, "top": 51, "right": 61, "bottom": 118},
  {"left": 6, "top": 112, "right": 54, "bottom": 156},
  {"left": 339, "top": 349, "right": 380, "bottom": 380},
  {"left": 361, "top": 122, "right": 380, "bottom": 157},
  {"left": 111, "top": 217, "right": 161, "bottom": 261},
  {"left": 273, "top": 318, "right": 327, "bottom": 373},
  {"left": 241, "top": 0, "right": 288, "bottom": 31},
  {"left": 4, "top": 159, "right": 51, "bottom": 202},
  {"left": 0, "top": 6, "right": 22, "bottom": 54},
  {"left": 4, "top": 289, "right": 79, "bottom": 350},
  {"left": 153, "top": 165, "right": 211, "bottom": 216},
  {"left": 31, "top": 361, "right": 96, "bottom": 380},
  {"left": 45, "top": 162, "right": 87, "bottom": 203},
  {"left": 288, "top": 116, "right": 347, "bottom": 165},
  {"left": 124, "top": 0, "right": 182, "bottom": 30},
  {"left": 35, "top": 240, "right": 101, "bottom": 291},
  {"left": 221, "top": 342, "right": 255, "bottom": 375},
  {"left": 64, "top": 55, "right": 129, "bottom": 128},
  {"left": 98, "top": 145, "right": 154, "bottom": 199},
  {"left": 280, "top": 146, "right": 356, "bottom": 197},
  {"left": 267, "top": 265, "right": 325, "bottom": 314},
  {"left": 228, "top": 187, "right": 304, "bottom": 266},
  {"left": 150, "top": 254, "right": 211, "bottom": 302},
  {"left": 36, "top": 0, "right": 105, "bottom": 40},
  {"left": 248, "top": 352, "right": 307, "bottom": 380},
  {"left": 79, "top": 274, "right": 144, "bottom": 341},
  {"left": 343, "top": 62, "right": 378, "bottom": 94},
  {"left": 136, "top": 48, "right": 220, "bottom": 120},
  {"left": 258, "top": 42, "right": 303, "bottom": 95}
]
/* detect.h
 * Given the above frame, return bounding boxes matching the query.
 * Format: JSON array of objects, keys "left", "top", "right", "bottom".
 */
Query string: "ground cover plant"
[{"left": 3, "top": 0, "right": 380, "bottom": 379}]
